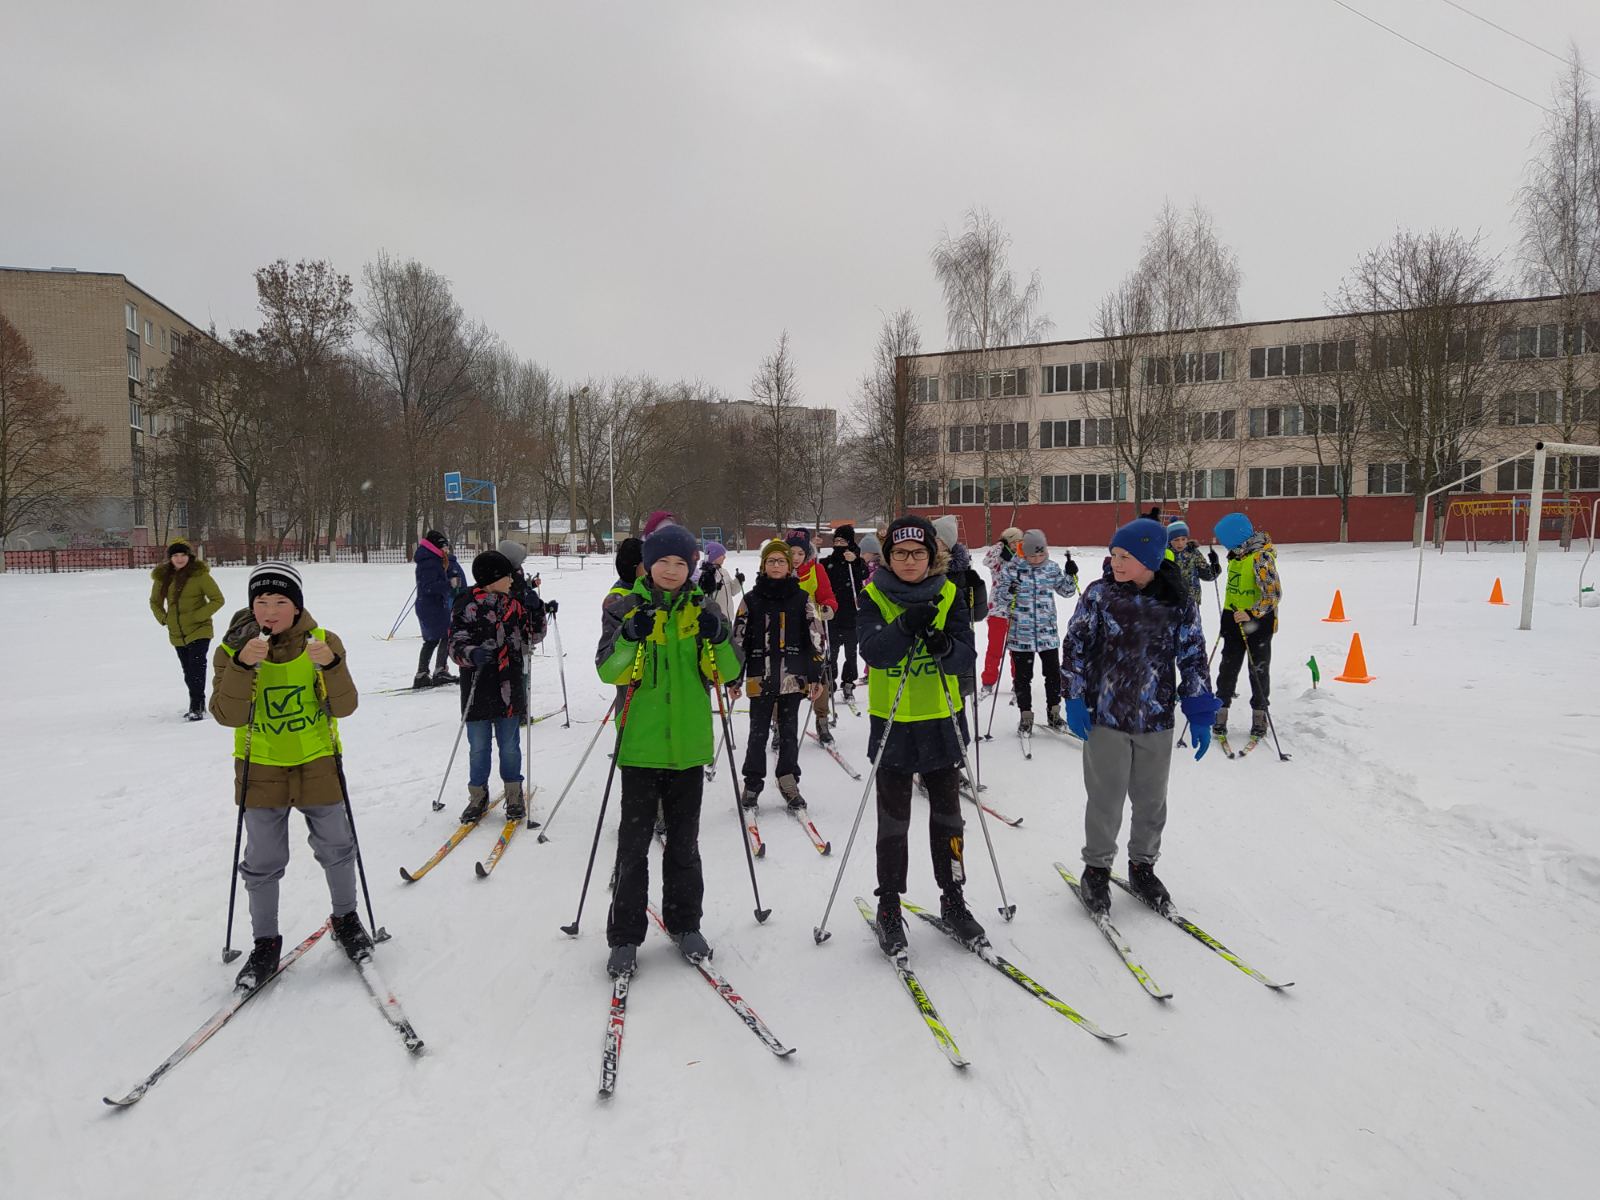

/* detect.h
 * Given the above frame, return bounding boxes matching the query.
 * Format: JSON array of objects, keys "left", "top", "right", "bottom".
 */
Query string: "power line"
[
  {"left": 1329, "top": 0, "right": 1555, "bottom": 115},
  {"left": 1435, "top": 0, "right": 1600, "bottom": 84}
]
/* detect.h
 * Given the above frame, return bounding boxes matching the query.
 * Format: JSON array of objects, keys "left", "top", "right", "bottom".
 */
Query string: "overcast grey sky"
[{"left": 4, "top": 0, "right": 1598, "bottom": 413}]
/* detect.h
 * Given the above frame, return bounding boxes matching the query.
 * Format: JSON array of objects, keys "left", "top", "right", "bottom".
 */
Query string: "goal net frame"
[{"left": 1518, "top": 441, "right": 1600, "bottom": 630}]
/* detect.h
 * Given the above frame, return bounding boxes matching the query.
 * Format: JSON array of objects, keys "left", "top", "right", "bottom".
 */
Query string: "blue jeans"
[{"left": 466, "top": 717, "right": 523, "bottom": 787}]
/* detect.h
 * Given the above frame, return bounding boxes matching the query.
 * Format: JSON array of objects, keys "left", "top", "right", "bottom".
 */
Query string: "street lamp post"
[{"left": 608, "top": 422, "right": 616, "bottom": 552}]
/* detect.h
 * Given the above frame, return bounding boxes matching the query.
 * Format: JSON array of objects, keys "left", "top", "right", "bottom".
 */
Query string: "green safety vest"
[
  {"left": 223, "top": 628, "right": 341, "bottom": 766},
  {"left": 1225, "top": 554, "right": 1260, "bottom": 612},
  {"left": 863, "top": 580, "right": 963, "bottom": 722}
]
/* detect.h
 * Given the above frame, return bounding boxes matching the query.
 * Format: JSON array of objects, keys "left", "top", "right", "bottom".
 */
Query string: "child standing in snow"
[
  {"left": 730, "top": 539, "right": 825, "bottom": 811},
  {"left": 210, "top": 562, "right": 371, "bottom": 987},
  {"left": 786, "top": 530, "right": 839, "bottom": 740},
  {"left": 1211, "top": 512, "right": 1281, "bottom": 744},
  {"left": 1165, "top": 520, "right": 1221, "bottom": 607},
  {"left": 979, "top": 526, "right": 1022, "bottom": 696},
  {"left": 1062, "top": 519, "right": 1218, "bottom": 916},
  {"left": 992, "top": 530, "right": 1078, "bottom": 733},
  {"left": 697, "top": 541, "right": 744, "bottom": 620},
  {"left": 820, "top": 525, "right": 868, "bottom": 704},
  {"left": 595, "top": 523, "right": 742, "bottom": 978},
  {"left": 858, "top": 515, "right": 982, "bottom": 952},
  {"left": 413, "top": 530, "right": 466, "bottom": 689},
  {"left": 148, "top": 538, "right": 225, "bottom": 720},
  {"left": 448, "top": 550, "right": 534, "bottom": 824}
]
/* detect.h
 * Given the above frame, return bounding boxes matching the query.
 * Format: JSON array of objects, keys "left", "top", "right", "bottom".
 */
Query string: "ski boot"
[
  {"left": 1127, "top": 861, "right": 1171, "bottom": 914},
  {"left": 1212, "top": 705, "right": 1230, "bottom": 737},
  {"left": 329, "top": 910, "right": 374, "bottom": 962},
  {"left": 184, "top": 707, "right": 205, "bottom": 722},
  {"left": 1046, "top": 703, "right": 1066, "bottom": 732},
  {"left": 432, "top": 665, "right": 458, "bottom": 686},
  {"left": 1251, "top": 709, "right": 1269, "bottom": 739},
  {"left": 674, "top": 929, "right": 712, "bottom": 962},
  {"left": 234, "top": 935, "right": 282, "bottom": 990},
  {"left": 606, "top": 944, "right": 637, "bottom": 978},
  {"left": 776, "top": 773, "right": 806, "bottom": 812},
  {"left": 979, "top": 681, "right": 996, "bottom": 699},
  {"left": 411, "top": 670, "right": 434, "bottom": 690},
  {"left": 504, "top": 781, "right": 526, "bottom": 823},
  {"left": 940, "top": 888, "right": 987, "bottom": 946},
  {"left": 874, "top": 895, "right": 908, "bottom": 956},
  {"left": 460, "top": 784, "right": 491, "bottom": 824},
  {"left": 739, "top": 785, "right": 759, "bottom": 811},
  {"left": 1079, "top": 865, "right": 1112, "bottom": 916},
  {"left": 816, "top": 713, "right": 834, "bottom": 744},
  {"left": 1018, "top": 710, "right": 1034, "bottom": 734},
  {"left": 842, "top": 681, "right": 855, "bottom": 705}
]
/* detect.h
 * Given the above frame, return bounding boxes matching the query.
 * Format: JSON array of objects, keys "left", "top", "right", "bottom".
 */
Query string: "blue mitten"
[
  {"left": 1064, "top": 697, "right": 1092, "bottom": 740},
  {"left": 1181, "top": 694, "right": 1221, "bottom": 761}
]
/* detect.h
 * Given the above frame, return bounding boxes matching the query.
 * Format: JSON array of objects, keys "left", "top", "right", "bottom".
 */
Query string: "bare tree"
[
  {"left": 844, "top": 309, "right": 928, "bottom": 519},
  {"left": 0, "top": 314, "right": 106, "bottom": 559},
  {"left": 792, "top": 407, "right": 841, "bottom": 532},
  {"left": 931, "top": 207, "right": 1052, "bottom": 541},
  {"left": 1336, "top": 229, "right": 1513, "bottom": 546},
  {"left": 750, "top": 331, "right": 802, "bottom": 530},
  {"left": 359, "top": 253, "right": 495, "bottom": 543},
  {"left": 1085, "top": 201, "right": 1242, "bottom": 521},
  {"left": 1516, "top": 47, "right": 1600, "bottom": 544},
  {"left": 1285, "top": 323, "right": 1368, "bottom": 542}
]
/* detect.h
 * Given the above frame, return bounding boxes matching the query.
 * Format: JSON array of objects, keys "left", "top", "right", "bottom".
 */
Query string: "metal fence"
[{"left": 1, "top": 545, "right": 412, "bottom": 574}]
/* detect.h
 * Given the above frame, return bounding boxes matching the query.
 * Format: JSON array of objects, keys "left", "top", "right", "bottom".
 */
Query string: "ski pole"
[
  {"left": 221, "top": 631, "right": 268, "bottom": 964},
  {"left": 1242, "top": 626, "right": 1291, "bottom": 762},
  {"left": 430, "top": 665, "right": 485, "bottom": 812},
  {"left": 535, "top": 699, "right": 616, "bottom": 836},
  {"left": 561, "top": 653, "right": 642, "bottom": 936},
  {"left": 332, "top": 746, "right": 390, "bottom": 944},
  {"left": 551, "top": 612, "right": 572, "bottom": 728},
  {"left": 712, "top": 669, "right": 770, "bottom": 923},
  {"left": 385, "top": 586, "right": 417, "bottom": 640},
  {"left": 813, "top": 661, "right": 914, "bottom": 945},
  {"left": 981, "top": 583, "right": 1019, "bottom": 740},
  {"left": 931, "top": 634, "right": 1015, "bottom": 921}
]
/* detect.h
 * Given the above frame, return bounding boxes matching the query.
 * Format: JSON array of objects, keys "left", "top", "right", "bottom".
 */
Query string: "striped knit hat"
[{"left": 248, "top": 561, "right": 303, "bottom": 611}]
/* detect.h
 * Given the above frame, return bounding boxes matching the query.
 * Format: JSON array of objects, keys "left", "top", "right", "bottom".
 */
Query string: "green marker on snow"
[{"left": 1306, "top": 655, "right": 1320, "bottom": 688}]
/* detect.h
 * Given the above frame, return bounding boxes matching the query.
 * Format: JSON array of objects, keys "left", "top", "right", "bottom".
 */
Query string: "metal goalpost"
[{"left": 1517, "top": 441, "right": 1600, "bottom": 630}]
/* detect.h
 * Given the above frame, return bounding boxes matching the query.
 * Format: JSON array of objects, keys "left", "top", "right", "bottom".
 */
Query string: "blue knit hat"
[
  {"left": 642, "top": 522, "right": 699, "bottom": 570},
  {"left": 1109, "top": 518, "right": 1168, "bottom": 572},
  {"left": 1214, "top": 512, "right": 1254, "bottom": 551},
  {"left": 703, "top": 540, "right": 727, "bottom": 562},
  {"left": 1165, "top": 521, "right": 1190, "bottom": 543}
]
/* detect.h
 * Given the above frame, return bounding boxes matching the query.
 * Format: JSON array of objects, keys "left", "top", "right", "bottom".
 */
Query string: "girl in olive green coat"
[{"left": 149, "top": 539, "right": 225, "bottom": 720}]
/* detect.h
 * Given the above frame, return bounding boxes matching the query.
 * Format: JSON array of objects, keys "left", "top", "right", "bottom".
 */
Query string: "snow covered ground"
[{"left": 2, "top": 539, "right": 1598, "bottom": 1199}]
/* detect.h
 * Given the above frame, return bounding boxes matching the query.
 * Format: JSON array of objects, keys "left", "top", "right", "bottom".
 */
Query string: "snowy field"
[{"left": 2, "top": 539, "right": 1598, "bottom": 1199}]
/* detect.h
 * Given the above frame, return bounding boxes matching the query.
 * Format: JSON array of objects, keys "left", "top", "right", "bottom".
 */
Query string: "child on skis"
[
  {"left": 448, "top": 550, "right": 535, "bottom": 824},
  {"left": 1211, "top": 512, "right": 1281, "bottom": 745},
  {"left": 729, "top": 539, "right": 825, "bottom": 812},
  {"left": 934, "top": 517, "right": 988, "bottom": 727},
  {"left": 595, "top": 523, "right": 742, "bottom": 978},
  {"left": 413, "top": 530, "right": 466, "bottom": 688},
  {"left": 1165, "top": 521, "right": 1221, "bottom": 607},
  {"left": 859, "top": 532, "right": 883, "bottom": 572},
  {"left": 210, "top": 562, "right": 371, "bottom": 987},
  {"left": 992, "top": 530, "right": 1078, "bottom": 733},
  {"left": 697, "top": 541, "right": 744, "bottom": 619},
  {"left": 858, "top": 515, "right": 982, "bottom": 952},
  {"left": 1062, "top": 519, "right": 1218, "bottom": 916},
  {"left": 979, "top": 526, "right": 1022, "bottom": 696},
  {"left": 821, "top": 525, "right": 868, "bottom": 705},
  {"left": 786, "top": 530, "right": 839, "bottom": 741}
]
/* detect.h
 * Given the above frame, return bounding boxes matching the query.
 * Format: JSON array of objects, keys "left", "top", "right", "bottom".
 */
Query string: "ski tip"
[
  {"left": 822, "top": 842, "right": 833, "bottom": 855},
  {"left": 755, "top": 845, "right": 766, "bottom": 859},
  {"left": 103, "top": 1095, "right": 134, "bottom": 1108},
  {"left": 405, "top": 1037, "right": 426, "bottom": 1053},
  {"left": 755, "top": 907, "right": 772, "bottom": 924},
  {"left": 474, "top": 862, "right": 490, "bottom": 878},
  {"left": 399, "top": 868, "right": 416, "bottom": 882}
]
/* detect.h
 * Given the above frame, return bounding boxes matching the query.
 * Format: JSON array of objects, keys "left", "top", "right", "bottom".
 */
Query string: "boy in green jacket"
[{"left": 595, "top": 523, "right": 741, "bottom": 978}]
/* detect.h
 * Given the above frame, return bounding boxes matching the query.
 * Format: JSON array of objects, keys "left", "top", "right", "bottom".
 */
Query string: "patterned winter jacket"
[
  {"left": 1225, "top": 531, "right": 1282, "bottom": 631},
  {"left": 993, "top": 557, "right": 1077, "bottom": 653},
  {"left": 1061, "top": 561, "right": 1212, "bottom": 734},
  {"left": 1171, "top": 543, "right": 1221, "bottom": 605},
  {"left": 733, "top": 575, "right": 824, "bottom": 696},
  {"left": 982, "top": 540, "right": 1014, "bottom": 585},
  {"left": 448, "top": 588, "right": 529, "bottom": 721}
]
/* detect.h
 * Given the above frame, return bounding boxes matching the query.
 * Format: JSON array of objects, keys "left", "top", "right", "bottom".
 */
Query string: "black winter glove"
[
  {"left": 921, "top": 629, "right": 952, "bottom": 657},
  {"left": 470, "top": 645, "right": 493, "bottom": 667},
  {"left": 1208, "top": 548, "right": 1221, "bottom": 572},
  {"left": 1063, "top": 553, "right": 1079, "bottom": 578},
  {"left": 623, "top": 605, "right": 656, "bottom": 641},
  {"left": 896, "top": 603, "right": 938, "bottom": 637},
  {"left": 698, "top": 610, "right": 728, "bottom": 643},
  {"left": 545, "top": 600, "right": 559, "bottom": 615},
  {"left": 735, "top": 570, "right": 746, "bottom": 585}
]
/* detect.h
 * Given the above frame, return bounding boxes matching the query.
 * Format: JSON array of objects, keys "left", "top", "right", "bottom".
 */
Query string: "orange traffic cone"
[
  {"left": 1488, "top": 578, "right": 1507, "bottom": 606},
  {"left": 1333, "top": 632, "right": 1375, "bottom": 684},
  {"left": 1323, "top": 589, "right": 1349, "bottom": 623}
]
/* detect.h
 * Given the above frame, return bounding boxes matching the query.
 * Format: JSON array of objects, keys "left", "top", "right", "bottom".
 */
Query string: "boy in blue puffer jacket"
[
  {"left": 992, "top": 529, "right": 1077, "bottom": 733},
  {"left": 1061, "top": 518, "right": 1218, "bottom": 917}
]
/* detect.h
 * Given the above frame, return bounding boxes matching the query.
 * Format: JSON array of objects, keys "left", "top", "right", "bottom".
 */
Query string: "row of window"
[
  {"left": 124, "top": 302, "right": 182, "bottom": 354},
  {"left": 947, "top": 423, "right": 1030, "bottom": 453},
  {"left": 1498, "top": 323, "right": 1600, "bottom": 361},
  {"left": 1249, "top": 339, "right": 1359, "bottom": 379}
]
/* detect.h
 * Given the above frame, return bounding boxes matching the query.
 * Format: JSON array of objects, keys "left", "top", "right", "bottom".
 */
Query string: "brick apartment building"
[
  {"left": 897, "top": 295, "right": 1600, "bottom": 547},
  {"left": 0, "top": 266, "right": 208, "bottom": 547}
]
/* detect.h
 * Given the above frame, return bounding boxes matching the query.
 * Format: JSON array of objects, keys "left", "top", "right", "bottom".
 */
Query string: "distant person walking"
[{"left": 148, "top": 539, "right": 225, "bottom": 721}]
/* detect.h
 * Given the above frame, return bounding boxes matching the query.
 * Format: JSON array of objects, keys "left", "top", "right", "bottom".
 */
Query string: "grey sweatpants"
[
  {"left": 1080, "top": 725, "right": 1174, "bottom": 869},
  {"left": 239, "top": 805, "right": 358, "bottom": 939}
]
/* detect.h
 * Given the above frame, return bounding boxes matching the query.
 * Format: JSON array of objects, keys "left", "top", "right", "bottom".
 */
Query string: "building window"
[
  {"left": 947, "top": 423, "right": 1029, "bottom": 453},
  {"left": 912, "top": 376, "right": 939, "bottom": 404},
  {"left": 175, "top": 498, "right": 190, "bottom": 528},
  {"left": 1366, "top": 462, "right": 1410, "bottom": 495},
  {"left": 1143, "top": 350, "right": 1229, "bottom": 386},
  {"left": 1498, "top": 323, "right": 1562, "bottom": 360},
  {"left": 907, "top": 480, "right": 941, "bottom": 507},
  {"left": 1497, "top": 390, "right": 1562, "bottom": 426},
  {"left": 125, "top": 303, "right": 138, "bottom": 333},
  {"left": 133, "top": 497, "right": 147, "bottom": 527},
  {"left": 127, "top": 347, "right": 141, "bottom": 381},
  {"left": 144, "top": 320, "right": 154, "bottom": 346},
  {"left": 129, "top": 396, "right": 142, "bottom": 428},
  {"left": 1250, "top": 465, "right": 1342, "bottom": 498},
  {"left": 1302, "top": 404, "right": 1343, "bottom": 435},
  {"left": 1140, "top": 468, "right": 1237, "bottom": 500},
  {"left": 1038, "top": 416, "right": 1119, "bottom": 447},
  {"left": 1496, "top": 456, "right": 1600, "bottom": 491},
  {"left": 1183, "top": 410, "right": 1237, "bottom": 441},
  {"left": 1042, "top": 360, "right": 1124, "bottom": 394},
  {"left": 1248, "top": 405, "right": 1304, "bottom": 437},
  {"left": 978, "top": 368, "right": 1029, "bottom": 399},
  {"left": 1040, "top": 472, "right": 1125, "bottom": 503},
  {"left": 170, "top": 332, "right": 182, "bottom": 355},
  {"left": 1249, "top": 339, "right": 1357, "bottom": 379},
  {"left": 1442, "top": 460, "right": 1484, "bottom": 493}
]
